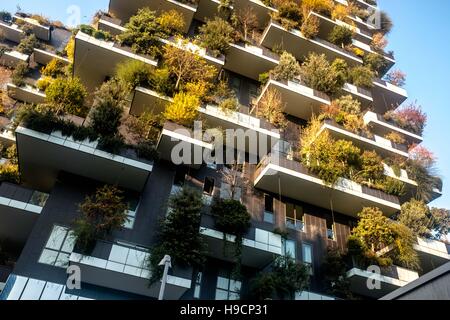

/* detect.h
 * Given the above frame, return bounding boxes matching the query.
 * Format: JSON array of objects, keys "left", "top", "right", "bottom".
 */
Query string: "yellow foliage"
[
  {"left": 352, "top": 47, "right": 365, "bottom": 57},
  {"left": 65, "top": 37, "right": 75, "bottom": 62},
  {"left": 0, "top": 163, "right": 20, "bottom": 184},
  {"left": 184, "top": 81, "right": 211, "bottom": 100},
  {"left": 156, "top": 9, "right": 186, "bottom": 35},
  {"left": 163, "top": 92, "right": 200, "bottom": 126},
  {"left": 385, "top": 131, "right": 406, "bottom": 145},
  {"left": 301, "top": 0, "right": 334, "bottom": 16},
  {"left": 332, "top": 4, "right": 350, "bottom": 21},
  {"left": 36, "top": 76, "right": 54, "bottom": 91}
]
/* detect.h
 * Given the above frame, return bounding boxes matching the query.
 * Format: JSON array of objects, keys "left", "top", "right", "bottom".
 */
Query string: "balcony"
[
  {"left": 363, "top": 111, "right": 423, "bottom": 146},
  {"left": 352, "top": 39, "right": 395, "bottom": 74},
  {"left": 260, "top": 21, "right": 363, "bottom": 68},
  {"left": 0, "top": 50, "right": 29, "bottom": 68},
  {"left": 73, "top": 31, "right": 158, "bottom": 93},
  {"left": 347, "top": 265, "right": 419, "bottom": 299},
  {"left": 0, "top": 20, "right": 24, "bottom": 43},
  {"left": 108, "top": 0, "right": 197, "bottom": 33},
  {"left": 310, "top": 11, "right": 373, "bottom": 45},
  {"left": 224, "top": 41, "right": 279, "bottom": 81},
  {"left": 353, "top": 0, "right": 378, "bottom": 11},
  {"left": 319, "top": 119, "right": 410, "bottom": 159},
  {"left": 15, "top": 126, "right": 153, "bottom": 192},
  {"left": 372, "top": 78, "right": 408, "bottom": 114},
  {"left": 256, "top": 77, "right": 331, "bottom": 120},
  {"left": 157, "top": 121, "right": 214, "bottom": 168},
  {"left": 97, "top": 15, "right": 126, "bottom": 36},
  {"left": 233, "top": 0, "right": 277, "bottom": 29},
  {"left": 32, "top": 48, "right": 70, "bottom": 66},
  {"left": 254, "top": 153, "right": 401, "bottom": 218},
  {"left": 200, "top": 213, "right": 283, "bottom": 268},
  {"left": 13, "top": 15, "right": 52, "bottom": 41},
  {"left": 6, "top": 83, "right": 46, "bottom": 105},
  {"left": 69, "top": 241, "right": 192, "bottom": 299},
  {"left": 0, "top": 182, "right": 49, "bottom": 245},
  {"left": 414, "top": 238, "right": 450, "bottom": 274},
  {"left": 342, "top": 83, "right": 373, "bottom": 108}
]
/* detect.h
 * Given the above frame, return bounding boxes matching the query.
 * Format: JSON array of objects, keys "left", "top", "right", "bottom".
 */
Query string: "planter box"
[
  {"left": 13, "top": 15, "right": 52, "bottom": 41},
  {"left": 32, "top": 48, "right": 70, "bottom": 66},
  {"left": 7, "top": 83, "right": 46, "bottom": 105},
  {"left": 0, "top": 50, "right": 29, "bottom": 68},
  {"left": 0, "top": 21, "right": 24, "bottom": 43}
]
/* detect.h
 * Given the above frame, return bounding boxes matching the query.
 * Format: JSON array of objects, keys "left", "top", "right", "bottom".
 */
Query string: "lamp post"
[{"left": 158, "top": 255, "right": 172, "bottom": 300}]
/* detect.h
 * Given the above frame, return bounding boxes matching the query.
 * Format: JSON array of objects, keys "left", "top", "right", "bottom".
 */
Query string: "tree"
[
  {"left": 11, "top": 62, "right": 29, "bottom": 87},
  {"left": 301, "top": 0, "right": 334, "bottom": 16},
  {"left": 45, "top": 77, "right": 87, "bottom": 116},
  {"left": 363, "top": 53, "right": 388, "bottom": 76},
  {"left": 17, "top": 34, "right": 39, "bottom": 55},
  {"left": 348, "top": 65, "right": 375, "bottom": 88},
  {"left": 156, "top": 9, "right": 185, "bottom": 36},
  {"left": 73, "top": 185, "right": 128, "bottom": 253},
  {"left": 429, "top": 208, "right": 450, "bottom": 240},
  {"left": 385, "top": 70, "right": 406, "bottom": 87},
  {"left": 256, "top": 87, "right": 287, "bottom": 129},
  {"left": 65, "top": 37, "right": 75, "bottom": 62},
  {"left": 233, "top": 7, "right": 258, "bottom": 42},
  {"left": 271, "top": 51, "right": 301, "bottom": 81},
  {"left": 118, "top": 8, "right": 161, "bottom": 56},
  {"left": 321, "top": 248, "right": 353, "bottom": 299},
  {"left": 328, "top": 25, "right": 353, "bottom": 47},
  {"left": 149, "top": 187, "right": 205, "bottom": 282},
  {"left": 380, "top": 11, "right": 393, "bottom": 35},
  {"left": 198, "top": 17, "right": 234, "bottom": 57},
  {"left": 90, "top": 80, "right": 127, "bottom": 137},
  {"left": 300, "top": 15, "right": 320, "bottom": 39},
  {"left": 125, "top": 111, "right": 163, "bottom": 144},
  {"left": 163, "top": 40, "right": 217, "bottom": 90},
  {"left": 163, "top": 92, "right": 200, "bottom": 126},
  {"left": 115, "top": 59, "right": 153, "bottom": 91},
  {"left": 396, "top": 200, "right": 432, "bottom": 238}
]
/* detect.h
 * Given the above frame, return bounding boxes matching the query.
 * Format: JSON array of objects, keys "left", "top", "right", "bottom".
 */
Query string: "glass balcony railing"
[{"left": 286, "top": 217, "right": 304, "bottom": 232}]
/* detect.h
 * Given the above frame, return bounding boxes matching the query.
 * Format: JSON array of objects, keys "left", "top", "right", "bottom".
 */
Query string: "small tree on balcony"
[
  {"left": 300, "top": 15, "right": 320, "bottom": 39},
  {"left": 41, "top": 58, "right": 67, "bottom": 78},
  {"left": 301, "top": 0, "right": 334, "bottom": 17},
  {"left": 164, "top": 92, "right": 200, "bottom": 126},
  {"left": 272, "top": 0, "right": 303, "bottom": 30},
  {"left": 271, "top": 51, "right": 301, "bottom": 81},
  {"left": 371, "top": 32, "right": 388, "bottom": 52},
  {"left": 45, "top": 77, "right": 87, "bottom": 116},
  {"left": 256, "top": 87, "right": 287, "bottom": 129},
  {"left": 232, "top": 7, "right": 258, "bottom": 43},
  {"left": 429, "top": 208, "right": 450, "bottom": 240},
  {"left": 396, "top": 199, "right": 432, "bottom": 238},
  {"left": 156, "top": 9, "right": 185, "bottom": 36},
  {"left": 73, "top": 185, "right": 128, "bottom": 253},
  {"left": 328, "top": 25, "right": 353, "bottom": 48},
  {"left": 363, "top": 53, "right": 388, "bottom": 76},
  {"left": 149, "top": 187, "right": 206, "bottom": 282},
  {"left": 198, "top": 17, "right": 235, "bottom": 57},
  {"left": 348, "top": 65, "right": 375, "bottom": 88},
  {"left": 11, "top": 62, "right": 29, "bottom": 87},
  {"left": 331, "top": 4, "right": 350, "bottom": 21},
  {"left": 17, "top": 34, "right": 39, "bottom": 55},
  {"left": 321, "top": 248, "right": 353, "bottom": 300},
  {"left": 115, "top": 59, "right": 153, "bottom": 91},
  {"left": 163, "top": 41, "right": 217, "bottom": 90},
  {"left": 384, "top": 101, "right": 427, "bottom": 136}
]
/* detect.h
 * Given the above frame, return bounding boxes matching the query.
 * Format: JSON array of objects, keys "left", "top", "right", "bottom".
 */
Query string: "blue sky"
[{"left": 2, "top": 0, "right": 449, "bottom": 208}]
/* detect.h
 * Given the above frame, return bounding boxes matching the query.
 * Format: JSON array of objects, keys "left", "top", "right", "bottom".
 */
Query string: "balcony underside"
[
  {"left": 0, "top": 201, "right": 39, "bottom": 246},
  {"left": 108, "top": 0, "right": 196, "bottom": 33},
  {"left": 254, "top": 162, "right": 400, "bottom": 218},
  {"left": 372, "top": 82, "right": 408, "bottom": 114},
  {"left": 195, "top": 0, "right": 221, "bottom": 23},
  {"left": 258, "top": 80, "right": 330, "bottom": 120},
  {"left": 224, "top": 44, "right": 278, "bottom": 81},
  {"left": 261, "top": 22, "right": 362, "bottom": 67},
  {"left": 16, "top": 127, "right": 152, "bottom": 192},
  {"left": 73, "top": 32, "right": 157, "bottom": 94},
  {"left": 414, "top": 241, "right": 450, "bottom": 274}
]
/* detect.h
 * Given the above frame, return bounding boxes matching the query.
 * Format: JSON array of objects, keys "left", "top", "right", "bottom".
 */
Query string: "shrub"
[
  {"left": 348, "top": 65, "right": 375, "bottom": 88},
  {"left": 0, "top": 163, "right": 20, "bottom": 184},
  {"left": 36, "top": 76, "right": 54, "bottom": 91},
  {"left": 379, "top": 11, "right": 393, "bottom": 35},
  {"left": 257, "top": 87, "right": 287, "bottom": 129},
  {"left": 300, "top": 15, "right": 320, "bottom": 39},
  {"left": 135, "top": 141, "right": 159, "bottom": 161},
  {"left": 363, "top": 52, "right": 388, "bottom": 75},
  {"left": 11, "top": 62, "right": 29, "bottom": 87},
  {"left": 331, "top": 4, "right": 350, "bottom": 21},
  {"left": 212, "top": 199, "right": 251, "bottom": 238},
  {"left": 328, "top": 25, "right": 353, "bottom": 47},
  {"left": 299, "top": 53, "right": 346, "bottom": 96},
  {"left": 148, "top": 67, "right": 175, "bottom": 96},
  {"left": 79, "top": 24, "right": 112, "bottom": 40},
  {"left": 41, "top": 58, "right": 67, "bottom": 78},
  {"left": 385, "top": 131, "right": 405, "bottom": 145},
  {"left": 156, "top": 9, "right": 185, "bottom": 36},
  {"left": 198, "top": 17, "right": 234, "bottom": 57},
  {"left": 0, "top": 11, "right": 12, "bottom": 23},
  {"left": 45, "top": 77, "right": 87, "bottom": 116},
  {"left": 17, "top": 34, "right": 39, "bottom": 55},
  {"left": 321, "top": 248, "right": 353, "bottom": 299},
  {"left": 270, "top": 255, "right": 310, "bottom": 300},
  {"left": 118, "top": 8, "right": 161, "bottom": 56},
  {"left": 371, "top": 32, "right": 388, "bottom": 51},
  {"left": 273, "top": 0, "right": 302, "bottom": 30},
  {"left": 163, "top": 92, "right": 200, "bottom": 126},
  {"left": 64, "top": 37, "right": 75, "bottom": 62},
  {"left": 115, "top": 59, "right": 153, "bottom": 90},
  {"left": 219, "top": 97, "right": 239, "bottom": 113},
  {"left": 334, "top": 95, "right": 361, "bottom": 115},
  {"left": 73, "top": 185, "right": 128, "bottom": 253},
  {"left": 396, "top": 200, "right": 431, "bottom": 238},
  {"left": 384, "top": 101, "right": 427, "bottom": 136},
  {"left": 383, "top": 177, "right": 406, "bottom": 197},
  {"left": 301, "top": 0, "right": 334, "bottom": 16},
  {"left": 98, "top": 134, "right": 125, "bottom": 154},
  {"left": 149, "top": 187, "right": 205, "bottom": 282},
  {"left": 271, "top": 51, "right": 301, "bottom": 81}
]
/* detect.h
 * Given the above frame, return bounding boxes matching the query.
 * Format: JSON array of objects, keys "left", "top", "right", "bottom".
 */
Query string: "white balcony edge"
[{"left": 0, "top": 196, "right": 43, "bottom": 214}]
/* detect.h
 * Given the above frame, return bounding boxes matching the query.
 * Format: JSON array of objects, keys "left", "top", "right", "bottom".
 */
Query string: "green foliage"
[
  {"left": 429, "top": 208, "right": 450, "bottom": 240},
  {"left": 148, "top": 67, "right": 175, "bottom": 96},
  {"left": 272, "top": 0, "right": 302, "bottom": 30},
  {"left": 73, "top": 185, "right": 128, "bottom": 253},
  {"left": 79, "top": 24, "right": 112, "bottom": 40},
  {"left": 164, "top": 92, "right": 200, "bottom": 126},
  {"left": 45, "top": 77, "right": 87, "bottom": 116},
  {"left": 17, "top": 34, "right": 39, "bottom": 55},
  {"left": 328, "top": 25, "right": 353, "bottom": 47},
  {"left": 90, "top": 80, "right": 127, "bottom": 137},
  {"left": 198, "top": 17, "right": 234, "bottom": 57},
  {"left": 397, "top": 200, "right": 431, "bottom": 238},
  {"left": 118, "top": 8, "right": 161, "bottom": 56},
  {"left": 299, "top": 53, "right": 347, "bottom": 96},
  {"left": 115, "top": 59, "right": 153, "bottom": 90},
  {"left": 379, "top": 11, "right": 393, "bottom": 35},
  {"left": 271, "top": 51, "right": 301, "bottom": 81},
  {"left": 0, "top": 11, "right": 12, "bottom": 23},
  {"left": 348, "top": 66, "right": 375, "bottom": 88},
  {"left": 383, "top": 177, "right": 406, "bottom": 197},
  {"left": 363, "top": 53, "right": 388, "bottom": 75},
  {"left": 36, "top": 76, "right": 54, "bottom": 91},
  {"left": 41, "top": 58, "right": 67, "bottom": 78},
  {"left": 321, "top": 248, "right": 353, "bottom": 299},
  {"left": 156, "top": 9, "right": 185, "bottom": 36},
  {"left": 149, "top": 187, "right": 205, "bottom": 282},
  {"left": 11, "top": 62, "right": 29, "bottom": 87}
]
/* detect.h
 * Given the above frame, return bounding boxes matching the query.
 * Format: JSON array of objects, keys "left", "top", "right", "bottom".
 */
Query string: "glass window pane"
[
  {"left": 109, "top": 245, "right": 129, "bottom": 264},
  {"left": 216, "top": 276, "right": 229, "bottom": 290},
  {"left": 284, "top": 240, "right": 296, "bottom": 259},
  {"left": 61, "top": 231, "right": 76, "bottom": 253},
  {"left": 126, "top": 249, "right": 147, "bottom": 268},
  {"left": 215, "top": 289, "right": 229, "bottom": 300},
  {"left": 194, "top": 285, "right": 201, "bottom": 299},
  {"left": 45, "top": 226, "right": 67, "bottom": 250},
  {"left": 229, "top": 292, "right": 240, "bottom": 300},
  {"left": 55, "top": 252, "right": 70, "bottom": 268},
  {"left": 286, "top": 203, "right": 295, "bottom": 219},
  {"left": 302, "top": 244, "right": 312, "bottom": 264},
  {"left": 39, "top": 249, "right": 58, "bottom": 265},
  {"left": 230, "top": 280, "right": 242, "bottom": 292},
  {"left": 264, "top": 211, "right": 274, "bottom": 223}
]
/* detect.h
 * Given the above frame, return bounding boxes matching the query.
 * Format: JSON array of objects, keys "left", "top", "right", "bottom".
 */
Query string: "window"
[
  {"left": 174, "top": 169, "right": 186, "bottom": 186},
  {"left": 39, "top": 225, "right": 76, "bottom": 268},
  {"left": 285, "top": 203, "right": 304, "bottom": 231},
  {"left": 215, "top": 272, "right": 241, "bottom": 300},
  {"left": 327, "top": 221, "right": 335, "bottom": 240},
  {"left": 264, "top": 195, "right": 274, "bottom": 223},
  {"left": 203, "top": 177, "right": 215, "bottom": 205},
  {"left": 302, "top": 243, "right": 313, "bottom": 275},
  {"left": 282, "top": 239, "right": 296, "bottom": 259},
  {"left": 193, "top": 272, "right": 202, "bottom": 299},
  {"left": 123, "top": 192, "right": 140, "bottom": 229},
  {"left": 248, "top": 83, "right": 258, "bottom": 104}
]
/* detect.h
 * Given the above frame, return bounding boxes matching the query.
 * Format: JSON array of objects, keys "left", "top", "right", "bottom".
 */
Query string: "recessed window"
[
  {"left": 215, "top": 272, "right": 241, "bottom": 300},
  {"left": 327, "top": 221, "right": 335, "bottom": 241},
  {"left": 302, "top": 243, "right": 313, "bottom": 275},
  {"left": 174, "top": 169, "right": 186, "bottom": 186},
  {"left": 285, "top": 203, "right": 304, "bottom": 231},
  {"left": 264, "top": 195, "right": 274, "bottom": 223},
  {"left": 282, "top": 239, "right": 296, "bottom": 259},
  {"left": 203, "top": 177, "right": 215, "bottom": 195},
  {"left": 39, "top": 225, "right": 76, "bottom": 268}
]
